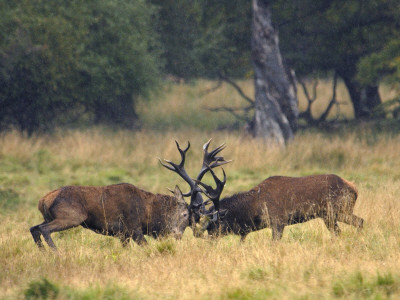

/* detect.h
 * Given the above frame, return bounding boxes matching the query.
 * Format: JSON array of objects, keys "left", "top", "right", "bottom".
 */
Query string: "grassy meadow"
[{"left": 1, "top": 80, "right": 400, "bottom": 299}]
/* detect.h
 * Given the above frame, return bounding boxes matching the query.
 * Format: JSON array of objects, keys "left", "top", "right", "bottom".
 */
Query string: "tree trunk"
[
  {"left": 339, "top": 71, "right": 382, "bottom": 119},
  {"left": 250, "top": 0, "right": 298, "bottom": 145}
]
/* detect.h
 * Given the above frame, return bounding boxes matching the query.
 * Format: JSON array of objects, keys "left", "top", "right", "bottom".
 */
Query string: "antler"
[
  {"left": 159, "top": 139, "right": 231, "bottom": 196},
  {"left": 196, "top": 138, "right": 232, "bottom": 182},
  {"left": 160, "top": 139, "right": 231, "bottom": 222},
  {"left": 159, "top": 141, "right": 197, "bottom": 195},
  {"left": 195, "top": 165, "right": 226, "bottom": 214}
]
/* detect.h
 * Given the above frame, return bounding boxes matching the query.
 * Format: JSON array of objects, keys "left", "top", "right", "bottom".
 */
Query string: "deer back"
[{"left": 256, "top": 174, "right": 358, "bottom": 218}]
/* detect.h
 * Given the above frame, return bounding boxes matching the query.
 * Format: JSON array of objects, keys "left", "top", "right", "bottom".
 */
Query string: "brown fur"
[
  {"left": 207, "top": 174, "right": 364, "bottom": 240},
  {"left": 30, "top": 184, "right": 189, "bottom": 250}
]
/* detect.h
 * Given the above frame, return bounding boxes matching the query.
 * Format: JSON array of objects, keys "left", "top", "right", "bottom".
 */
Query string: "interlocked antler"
[
  {"left": 159, "top": 139, "right": 231, "bottom": 196},
  {"left": 195, "top": 165, "right": 227, "bottom": 221},
  {"left": 159, "top": 139, "right": 231, "bottom": 220}
]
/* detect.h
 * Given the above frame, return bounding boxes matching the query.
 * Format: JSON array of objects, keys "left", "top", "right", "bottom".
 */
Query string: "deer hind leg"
[
  {"left": 38, "top": 216, "right": 87, "bottom": 251},
  {"left": 30, "top": 222, "right": 46, "bottom": 249},
  {"left": 337, "top": 214, "right": 364, "bottom": 230}
]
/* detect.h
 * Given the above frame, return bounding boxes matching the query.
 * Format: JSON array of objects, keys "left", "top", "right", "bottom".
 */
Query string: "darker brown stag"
[
  {"left": 30, "top": 140, "right": 227, "bottom": 251},
  {"left": 198, "top": 170, "right": 364, "bottom": 241}
]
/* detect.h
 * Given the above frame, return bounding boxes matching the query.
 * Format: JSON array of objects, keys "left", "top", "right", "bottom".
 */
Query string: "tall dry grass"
[
  {"left": 1, "top": 80, "right": 400, "bottom": 299},
  {"left": 1, "top": 129, "right": 400, "bottom": 299}
]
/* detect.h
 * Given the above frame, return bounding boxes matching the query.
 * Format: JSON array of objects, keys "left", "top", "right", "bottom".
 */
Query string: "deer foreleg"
[
  {"left": 322, "top": 216, "right": 341, "bottom": 235},
  {"left": 271, "top": 223, "right": 284, "bottom": 240},
  {"left": 338, "top": 214, "right": 364, "bottom": 230},
  {"left": 131, "top": 229, "right": 147, "bottom": 245}
]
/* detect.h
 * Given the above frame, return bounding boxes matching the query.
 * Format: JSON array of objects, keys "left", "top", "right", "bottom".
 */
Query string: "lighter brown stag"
[{"left": 198, "top": 172, "right": 364, "bottom": 240}]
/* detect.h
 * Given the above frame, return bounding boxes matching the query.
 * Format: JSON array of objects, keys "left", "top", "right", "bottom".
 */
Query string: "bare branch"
[
  {"left": 298, "top": 73, "right": 344, "bottom": 127},
  {"left": 205, "top": 106, "right": 252, "bottom": 122},
  {"left": 217, "top": 71, "right": 254, "bottom": 105},
  {"left": 318, "top": 72, "right": 338, "bottom": 123},
  {"left": 199, "top": 71, "right": 254, "bottom": 125},
  {"left": 199, "top": 79, "right": 223, "bottom": 97},
  {"left": 298, "top": 77, "right": 318, "bottom": 125}
]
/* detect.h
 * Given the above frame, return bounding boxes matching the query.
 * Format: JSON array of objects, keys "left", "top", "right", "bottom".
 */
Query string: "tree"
[
  {"left": 274, "top": 0, "right": 400, "bottom": 119},
  {"left": 250, "top": 0, "right": 298, "bottom": 145},
  {"left": 358, "top": 39, "right": 400, "bottom": 118},
  {"left": 149, "top": 0, "right": 252, "bottom": 79},
  {"left": 0, "top": 1, "right": 86, "bottom": 134},
  {"left": 0, "top": 0, "right": 162, "bottom": 133}
]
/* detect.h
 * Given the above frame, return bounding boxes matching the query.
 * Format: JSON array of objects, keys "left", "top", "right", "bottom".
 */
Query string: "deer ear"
[{"left": 174, "top": 185, "right": 186, "bottom": 205}]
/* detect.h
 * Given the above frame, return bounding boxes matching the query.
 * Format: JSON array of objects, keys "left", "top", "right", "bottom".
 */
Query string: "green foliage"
[
  {"left": 221, "top": 288, "right": 272, "bottom": 300},
  {"left": 155, "top": 239, "right": 176, "bottom": 255},
  {"left": 145, "top": 239, "right": 176, "bottom": 257},
  {"left": 274, "top": 0, "right": 400, "bottom": 118},
  {"left": 149, "top": 0, "right": 251, "bottom": 79},
  {"left": 24, "top": 278, "right": 59, "bottom": 300},
  {"left": 65, "top": 284, "right": 137, "bottom": 300},
  {"left": 332, "top": 272, "right": 398, "bottom": 298},
  {"left": 0, "top": 0, "right": 162, "bottom": 134},
  {"left": 245, "top": 267, "right": 268, "bottom": 281},
  {"left": 24, "top": 279, "right": 140, "bottom": 300},
  {"left": 275, "top": 0, "right": 400, "bottom": 77},
  {"left": 358, "top": 39, "right": 400, "bottom": 89}
]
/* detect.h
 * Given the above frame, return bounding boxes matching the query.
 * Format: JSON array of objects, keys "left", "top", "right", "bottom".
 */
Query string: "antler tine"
[
  {"left": 194, "top": 166, "right": 226, "bottom": 201},
  {"left": 197, "top": 139, "right": 231, "bottom": 181},
  {"left": 175, "top": 140, "right": 190, "bottom": 167},
  {"left": 159, "top": 141, "right": 196, "bottom": 196},
  {"left": 202, "top": 138, "right": 213, "bottom": 152},
  {"left": 209, "top": 142, "right": 226, "bottom": 157},
  {"left": 209, "top": 165, "right": 227, "bottom": 187},
  {"left": 158, "top": 158, "right": 176, "bottom": 171}
]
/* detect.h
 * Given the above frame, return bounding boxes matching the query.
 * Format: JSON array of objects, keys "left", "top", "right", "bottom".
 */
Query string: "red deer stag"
[
  {"left": 30, "top": 141, "right": 226, "bottom": 251},
  {"left": 197, "top": 170, "right": 364, "bottom": 240}
]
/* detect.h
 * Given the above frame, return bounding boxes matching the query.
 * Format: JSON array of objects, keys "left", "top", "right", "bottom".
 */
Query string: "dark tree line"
[
  {"left": 0, "top": 0, "right": 161, "bottom": 134},
  {"left": 1, "top": 0, "right": 399, "bottom": 136}
]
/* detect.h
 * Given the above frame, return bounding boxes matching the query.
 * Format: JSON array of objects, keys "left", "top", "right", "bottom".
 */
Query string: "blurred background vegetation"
[{"left": 0, "top": 0, "right": 399, "bottom": 134}]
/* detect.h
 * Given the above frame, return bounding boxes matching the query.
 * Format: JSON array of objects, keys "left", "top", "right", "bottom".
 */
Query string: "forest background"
[{"left": 1, "top": 1, "right": 400, "bottom": 299}]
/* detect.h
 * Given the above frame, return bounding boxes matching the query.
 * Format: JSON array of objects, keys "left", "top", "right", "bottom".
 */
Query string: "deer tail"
[{"left": 38, "top": 192, "right": 57, "bottom": 222}]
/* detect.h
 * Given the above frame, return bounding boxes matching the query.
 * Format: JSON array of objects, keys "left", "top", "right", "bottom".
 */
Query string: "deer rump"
[{"left": 207, "top": 174, "right": 364, "bottom": 240}]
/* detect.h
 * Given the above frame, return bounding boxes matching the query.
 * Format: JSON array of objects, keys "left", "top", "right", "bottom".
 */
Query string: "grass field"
[{"left": 1, "top": 80, "right": 400, "bottom": 299}]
